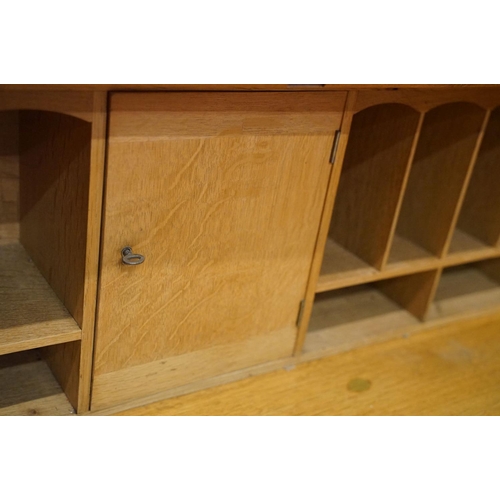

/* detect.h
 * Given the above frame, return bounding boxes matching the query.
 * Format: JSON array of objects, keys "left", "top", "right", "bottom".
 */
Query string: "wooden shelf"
[
  {"left": 318, "top": 238, "right": 377, "bottom": 291},
  {"left": 394, "top": 102, "right": 487, "bottom": 258},
  {"left": 0, "top": 241, "right": 82, "bottom": 356},
  {"left": 445, "top": 228, "right": 500, "bottom": 266},
  {"left": 328, "top": 103, "right": 420, "bottom": 270},
  {"left": 455, "top": 107, "right": 500, "bottom": 247},
  {"left": 427, "top": 261, "right": 500, "bottom": 321},
  {"left": 310, "top": 97, "right": 499, "bottom": 368},
  {"left": 304, "top": 285, "right": 420, "bottom": 357},
  {"left": 386, "top": 233, "right": 437, "bottom": 267},
  {"left": 318, "top": 236, "right": 440, "bottom": 292},
  {"left": 0, "top": 350, "right": 74, "bottom": 415}
]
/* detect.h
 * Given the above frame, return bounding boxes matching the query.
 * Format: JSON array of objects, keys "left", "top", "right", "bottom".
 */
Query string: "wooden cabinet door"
[{"left": 91, "top": 92, "right": 346, "bottom": 410}]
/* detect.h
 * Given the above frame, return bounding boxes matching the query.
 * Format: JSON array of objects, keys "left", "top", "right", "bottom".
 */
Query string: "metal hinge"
[
  {"left": 296, "top": 299, "right": 306, "bottom": 327},
  {"left": 329, "top": 130, "right": 341, "bottom": 164}
]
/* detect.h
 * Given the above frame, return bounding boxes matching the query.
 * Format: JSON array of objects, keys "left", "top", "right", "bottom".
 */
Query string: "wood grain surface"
[
  {"left": 92, "top": 92, "right": 344, "bottom": 409},
  {"left": 447, "top": 228, "right": 500, "bottom": 265},
  {"left": 92, "top": 328, "right": 295, "bottom": 410},
  {"left": 375, "top": 270, "right": 439, "bottom": 320},
  {"left": 0, "top": 111, "right": 19, "bottom": 240},
  {"left": 19, "top": 111, "right": 92, "bottom": 327},
  {"left": 74, "top": 91, "right": 108, "bottom": 412},
  {"left": 395, "top": 102, "right": 487, "bottom": 257},
  {"left": 329, "top": 103, "right": 421, "bottom": 269},
  {"left": 0, "top": 242, "right": 82, "bottom": 356},
  {"left": 0, "top": 350, "right": 74, "bottom": 416},
  {"left": 114, "top": 310, "right": 500, "bottom": 415},
  {"left": 318, "top": 232, "right": 500, "bottom": 292},
  {"left": 456, "top": 107, "right": 500, "bottom": 246},
  {"left": 292, "top": 91, "right": 356, "bottom": 356},
  {"left": 109, "top": 91, "right": 346, "bottom": 137},
  {"left": 40, "top": 341, "right": 80, "bottom": 410},
  {"left": 428, "top": 264, "right": 500, "bottom": 321}
]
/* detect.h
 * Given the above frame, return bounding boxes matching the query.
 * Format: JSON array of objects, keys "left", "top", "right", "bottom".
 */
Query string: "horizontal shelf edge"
[
  {"left": 317, "top": 257, "right": 440, "bottom": 292},
  {"left": 318, "top": 247, "right": 500, "bottom": 293},
  {"left": 0, "top": 326, "right": 82, "bottom": 357}
]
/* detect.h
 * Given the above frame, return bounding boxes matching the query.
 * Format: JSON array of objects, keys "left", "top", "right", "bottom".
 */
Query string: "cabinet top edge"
[{"left": 1, "top": 84, "right": 499, "bottom": 92}]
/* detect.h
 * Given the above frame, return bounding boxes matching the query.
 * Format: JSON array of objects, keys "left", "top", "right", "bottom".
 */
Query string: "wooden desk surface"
[{"left": 116, "top": 311, "right": 500, "bottom": 416}]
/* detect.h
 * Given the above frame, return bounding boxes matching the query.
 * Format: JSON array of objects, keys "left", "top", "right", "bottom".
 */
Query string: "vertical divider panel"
[
  {"left": 475, "top": 259, "right": 500, "bottom": 284},
  {"left": 380, "top": 112, "right": 425, "bottom": 269},
  {"left": 77, "top": 91, "right": 109, "bottom": 413},
  {"left": 452, "top": 107, "right": 500, "bottom": 249},
  {"left": 293, "top": 91, "right": 356, "bottom": 356},
  {"left": 19, "top": 110, "right": 92, "bottom": 327},
  {"left": 392, "top": 103, "right": 487, "bottom": 261},
  {"left": 0, "top": 111, "right": 19, "bottom": 241},
  {"left": 375, "top": 269, "right": 441, "bottom": 320},
  {"left": 329, "top": 103, "right": 421, "bottom": 270},
  {"left": 441, "top": 108, "right": 491, "bottom": 257}
]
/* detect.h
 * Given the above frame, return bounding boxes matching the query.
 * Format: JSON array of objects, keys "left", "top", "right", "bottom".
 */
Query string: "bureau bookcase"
[{"left": 1, "top": 85, "right": 500, "bottom": 415}]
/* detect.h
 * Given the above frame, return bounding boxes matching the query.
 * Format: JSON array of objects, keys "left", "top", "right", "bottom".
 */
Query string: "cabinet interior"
[
  {"left": 310, "top": 98, "right": 500, "bottom": 358},
  {"left": 450, "top": 106, "right": 500, "bottom": 252},
  {"left": 428, "top": 259, "right": 500, "bottom": 321},
  {"left": 305, "top": 270, "right": 437, "bottom": 356},
  {"left": 0, "top": 109, "right": 91, "bottom": 414},
  {"left": 3, "top": 88, "right": 500, "bottom": 415},
  {"left": 0, "top": 348, "right": 75, "bottom": 416}
]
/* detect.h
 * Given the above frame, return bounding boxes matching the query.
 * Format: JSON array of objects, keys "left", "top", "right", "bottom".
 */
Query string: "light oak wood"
[
  {"left": 455, "top": 107, "right": 500, "bottom": 246},
  {"left": 3, "top": 85, "right": 500, "bottom": 415},
  {"left": 36, "top": 92, "right": 109, "bottom": 413},
  {"left": 0, "top": 91, "right": 94, "bottom": 122},
  {"left": 353, "top": 88, "right": 500, "bottom": 113},
  {"left": 40, "top": 341, "right": 80, "bottom": 409},
  {"left": 307, "top": 271, "right": 440, "bottom": 358},
  {"left": 15, "top": 103, "right": 103, "bottom": 412},
  {"left": 306, "top": 281, "right": 500, "bottom": 366},
  {"left": 0, "top": 350, "right": 74, "bottom": 416},
  {"left": 320, "top": 236, "right": 374, "bottom": 279},
  {"left": 293, "top": 91, "right": 356, "bottom": 356},
  {"left": 109, "top": 91, "right": 347, "bottom": 137},
  {"left": 19, "top": 111, "right": 92, "bottom": 327},
  {"left": 306, "top": 285, "right": 420, "bottom": 354},
  {"left": 375, "top": 270, "right": 439, "bottom": 320},
  {"left": 447, "top": 228, "right": 500, "bottom": 265},
  {"left": 0, "top": 241, "right": 82, "bottom": 356},
  {"left": 92, "top": 92, "right": 344, "bottom": 409},
  {"left": 380, "top": 113, "right": 426, "bottom": 269},
  {"left": 318, "top": 232, "right": 500, "bottom": 293},
  {"left": 394, "top": 102, "right": 487, "bottom": 258},
  {"left": 92, "top": 327, "right": 295, "bottom": 410},
  {"left": 76, "top": 91, "right": 108, "bottom": 412},
  {"left": 440, "top": 109, "right": 492, "bottom": 258},
  {"left": 387, "top": 233, "right": 436, "bottom": 264},
  {"left": 329, "top": 103, "right": 421, "bottom": 269},
  {"left": 428, "top": 263, "right": 500, "bottom": 321},
  {"left": 317, "top": 235, "right": 440, "bottom": 292},
  {"left": 114, "top": 311, "right": 500, "bottom": 416},
  {"left": 0, "top": 111, "right": 19, "bottom": 240}
]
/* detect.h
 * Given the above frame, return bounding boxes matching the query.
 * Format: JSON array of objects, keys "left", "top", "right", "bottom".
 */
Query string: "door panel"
[{"left": 92, "top": 92, "right": 346, "bottom": 409}]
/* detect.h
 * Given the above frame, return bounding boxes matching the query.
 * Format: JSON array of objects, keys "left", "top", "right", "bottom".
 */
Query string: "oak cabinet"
[
  {"left": 303, "top": 89, "right": 500, "bottom": 363},
  {"left": 90, "top": 91, "right": 346, "bottom": 409},
  {"left": 2, "top": 85, "right": 500, "bottom": 415}
]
